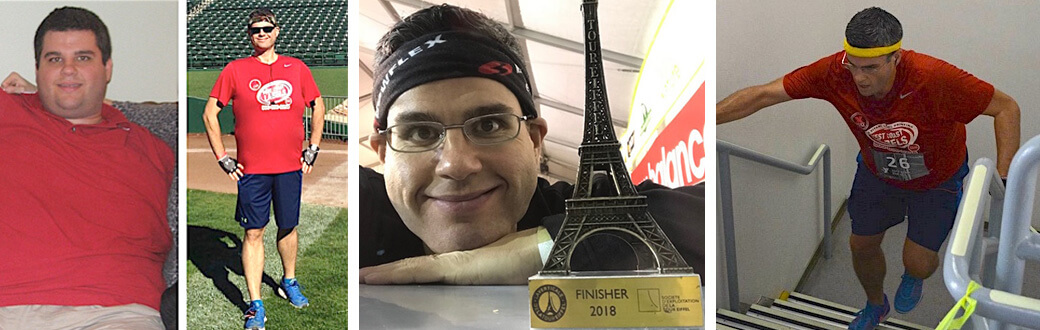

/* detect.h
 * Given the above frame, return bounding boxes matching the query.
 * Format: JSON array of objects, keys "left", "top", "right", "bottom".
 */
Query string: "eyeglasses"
[
  {"left": 249, "top": 26, "right": 276, "bottom": 35},
  {"left": 841, "top": 52, "right": 893, "bottom": 75},
  {"left": 380, "top": 113, "right": 531, "bottom": 153}
]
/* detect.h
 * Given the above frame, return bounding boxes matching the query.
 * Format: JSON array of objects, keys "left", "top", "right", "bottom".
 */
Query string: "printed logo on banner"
[
  {"left": 256, "top": 80, "right": 293, "bottom": 111},
  {"left": 630, "top": 83, "right": 706, "bottom": 187}
]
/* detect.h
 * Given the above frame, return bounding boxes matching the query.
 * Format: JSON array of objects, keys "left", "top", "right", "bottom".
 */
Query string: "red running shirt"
[
  {"left": 784, "top": 50, "right": 994, "bottom": 190},
  {"left": 210, "top": 56, "right": 321, "bottom": 174},
  {"left": 0, "top": 92, "right": 173, "bottom": 311}
]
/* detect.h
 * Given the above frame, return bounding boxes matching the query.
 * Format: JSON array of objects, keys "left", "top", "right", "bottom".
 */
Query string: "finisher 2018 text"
[{"left": 575, "top": 289, "right": 629, "bottom": 300}]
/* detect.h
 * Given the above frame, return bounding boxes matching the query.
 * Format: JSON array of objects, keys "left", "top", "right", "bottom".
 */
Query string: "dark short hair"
[
  {"left": 248, "top": 8, "right": 278, "bottom": 27},
  {"left": 374, "top": 4, "right": 524, "bottom": 66},
  {"left": 34, "top": 7, "right": 112, "bottom": 68},
  {"left": 845, "top": 7, "right": 902, "bottom": 49}
]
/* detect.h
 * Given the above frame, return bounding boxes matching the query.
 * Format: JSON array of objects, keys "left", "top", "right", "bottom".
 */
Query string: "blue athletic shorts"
[
  {"left": 235, "top": 170, "right": 302, "bottom": 230},
  {"left": 847, "top": 154, "right": 968, "bottom": 251}
]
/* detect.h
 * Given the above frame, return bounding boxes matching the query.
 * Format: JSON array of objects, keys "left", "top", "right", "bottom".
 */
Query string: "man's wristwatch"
[
  {"left": 302, "top": 144, "right": 320, "bottom": 166},
  {"left": 217, "top": 154, "right": 240, "bottom": 174}
]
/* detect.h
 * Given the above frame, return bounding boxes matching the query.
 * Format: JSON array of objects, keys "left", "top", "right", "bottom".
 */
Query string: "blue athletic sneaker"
[
  {"left": 278, "top": 277, "right": 310, "bottom": 308},
  {"left": 849, "top": 295, "right": 889, "bottom": 330},
  {"left": 895, "top": 272, "right": 924, "bottom": 313},
  {"left": 243, "top": 300, "right": 266, "bottom": 330}
]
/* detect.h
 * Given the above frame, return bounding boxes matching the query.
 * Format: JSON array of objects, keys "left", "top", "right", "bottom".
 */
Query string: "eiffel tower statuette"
[{"left": 529, "top": 1, "right": 701, "bottom": 328}]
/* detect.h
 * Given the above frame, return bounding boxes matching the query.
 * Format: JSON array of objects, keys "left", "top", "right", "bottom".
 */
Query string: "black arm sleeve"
[{"left": 359, "top": 166, "right": 426, "bottom": 268}]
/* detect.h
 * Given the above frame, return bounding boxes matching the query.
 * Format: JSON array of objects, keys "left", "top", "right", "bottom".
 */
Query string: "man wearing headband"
[
  {"left": 0, "top": 7, "right": 172, "bottom": 329},
  {"left": 717, "top": 7, "right": 1020, "bottom": 330},
  {"left": 201, "top": 8, "right": 325, "bottom": 330},
  {"left": 359, "top": 4, "right": 704, "bottom": 285}
]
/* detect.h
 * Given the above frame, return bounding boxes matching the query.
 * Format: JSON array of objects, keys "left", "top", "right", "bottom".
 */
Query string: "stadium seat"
[{"left": 189, "top": 0, "right": 348, "bottom": 69}]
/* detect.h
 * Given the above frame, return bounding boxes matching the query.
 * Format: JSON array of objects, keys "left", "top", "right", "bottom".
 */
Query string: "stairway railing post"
[
  {"left": 996, "top": 135, "right": 1040, "bottom": 295},
  {"left": 716, "top": 140, "right": 830, "bottom": 310},
  {"left": 823, "top": 147, "right": 832, "bottom": 259},
  {"left": 719, "top": 149, "right": 741, "bottom": 311}
]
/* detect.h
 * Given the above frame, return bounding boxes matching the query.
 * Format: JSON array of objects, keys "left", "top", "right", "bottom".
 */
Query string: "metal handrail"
[
  {"left": 945, "top": 135, "right": 1040, "bottom": 329},
  {"left": 718, "top": 139, "right": 832, "bottom": 311}
]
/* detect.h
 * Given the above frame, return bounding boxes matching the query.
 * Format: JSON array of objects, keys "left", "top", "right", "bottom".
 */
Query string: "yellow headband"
[{"left": 844, "top": 39, "right": 901, "bottom": 58}]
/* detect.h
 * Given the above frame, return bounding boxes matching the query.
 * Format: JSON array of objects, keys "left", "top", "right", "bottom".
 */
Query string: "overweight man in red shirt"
[
  {"left": 0, "top": 7, "right": 172, "bottom": 329},
  {"left": 717, "top": 7, "right": 1020, "bottom": 330}
]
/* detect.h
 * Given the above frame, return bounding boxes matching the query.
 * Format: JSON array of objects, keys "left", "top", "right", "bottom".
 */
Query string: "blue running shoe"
[
  {"left": 895, "top": 272, "right": 924, "bottom": 313},
  {"left": 849, "top": 295, "right": 889, "bottom": 330},
  {"left": 278, "top": 277, "right": 310, "bottom": 308},
  {"left": 243, "top": 300, "right": 266, "bottom": 330}
]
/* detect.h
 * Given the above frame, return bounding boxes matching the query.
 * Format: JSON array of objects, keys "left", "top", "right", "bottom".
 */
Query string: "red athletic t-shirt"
[
  {"left": 210, "top": 56, "right": 321, "bottom": 174},
  {"left": 0, "top": 92, "right": 174, "bottom": 311},
  {"left": 784, "top": 50, "right": 994, "bottom": 190}
]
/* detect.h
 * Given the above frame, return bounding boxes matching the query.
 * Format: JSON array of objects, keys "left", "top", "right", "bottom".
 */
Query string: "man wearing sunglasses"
[
  {"left": 717, "top": 7, "right": 1020, "bottom": 330},
  {"left": 359, "top": 4, "right": 704, "bottom": 287},
  {"left": 201, "top": 8, "right": 325, "bottom": 330}
]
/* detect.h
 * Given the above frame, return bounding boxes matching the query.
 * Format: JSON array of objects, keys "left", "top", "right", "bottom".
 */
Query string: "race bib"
[{"left": 871, "top": 149, "right": 929, "bottom": 181}]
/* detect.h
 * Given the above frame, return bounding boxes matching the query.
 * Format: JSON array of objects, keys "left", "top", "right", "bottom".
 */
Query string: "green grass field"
[
  {"left": 186, "top": 189, "right": 347, "bottom": 329},
  {"left": 187, "top": 66, "right": 348, "bottom": 99}
]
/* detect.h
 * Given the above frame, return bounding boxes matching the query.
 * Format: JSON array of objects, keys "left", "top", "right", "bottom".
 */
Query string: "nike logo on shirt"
[
  {"left": 284, "top": 63, "right": 292, "bottom": 68},
  {"left": 900, "top": 91, "right": 914, "bottom": 99}
]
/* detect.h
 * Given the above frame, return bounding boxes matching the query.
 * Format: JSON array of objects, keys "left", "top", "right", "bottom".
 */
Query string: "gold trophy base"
[{"left": 529, "top": 271, "right": 702, "bottom": 329}]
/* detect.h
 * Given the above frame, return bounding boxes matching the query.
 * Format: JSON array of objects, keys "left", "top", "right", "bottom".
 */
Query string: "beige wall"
[
  {"left": 1, "top": 1, "right": 178, "bottom": 102},
  {"left": 717, "top": 0, "right": 1040, "bottom": 309}
]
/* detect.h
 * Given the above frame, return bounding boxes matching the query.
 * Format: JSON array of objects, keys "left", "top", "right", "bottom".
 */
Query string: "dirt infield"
[{"left": 186, "top": 133, "right": 348, "bottom": 208}]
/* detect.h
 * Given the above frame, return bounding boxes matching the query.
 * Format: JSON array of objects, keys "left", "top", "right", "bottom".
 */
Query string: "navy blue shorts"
[
  {"left": 847, "top": 155, "right": 968, "bottom": 251},
  {"left": 235, "top": 170, "right": 302, "bottom": 230}
]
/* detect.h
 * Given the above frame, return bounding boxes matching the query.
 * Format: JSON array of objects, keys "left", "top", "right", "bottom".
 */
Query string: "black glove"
[
  {"left": 302, "top": 144, "right": 320, "bottom": 166},
  {"left": 217, "top": 154, "right": 240, "bottom": 174}
]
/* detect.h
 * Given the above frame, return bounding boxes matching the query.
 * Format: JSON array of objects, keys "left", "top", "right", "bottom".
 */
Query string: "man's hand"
[
  {"left": 2, "top": 72, "right": 37, "bottom": 94},
  {"left": 360, "top": 227, "right": 544, "bottom": 285},
  {"left": 301, "top": 144, "right": 319, "bottom": 174},
  {"left": 217, "top": 154, "right": 245, "bottom": 181}
]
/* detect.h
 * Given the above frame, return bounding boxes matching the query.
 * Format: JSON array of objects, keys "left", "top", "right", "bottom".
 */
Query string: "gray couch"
[{"left": 111, "top": 101, "right": 178, "bottom": 329}]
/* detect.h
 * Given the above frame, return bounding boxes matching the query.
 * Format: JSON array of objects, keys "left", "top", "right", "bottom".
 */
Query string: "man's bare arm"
[
  {"left": 202, "top": 97, "right": 243, "bottom": 180},
  {"left": 359, "top": 227, "right": 544, "bottom": 285},
  {"left": 981, "top": 88, "right": 1021, "bottom": 178},
  {"left": 2, "top": 72, "right": 35, "bottom": 94},
  {"left": 717, "top": 77, "right": 793, "bottom": 124},
  {"left": 308, "top": 97, "right": 326, "bottom": 147},
  {"left": 301, "top": 97, "right": 326, "bottom": 174}
]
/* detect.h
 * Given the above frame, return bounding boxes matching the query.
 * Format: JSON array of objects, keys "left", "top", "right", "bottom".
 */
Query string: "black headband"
[{"left": 372, "top": 31, "right": 537, "bottom": 130}]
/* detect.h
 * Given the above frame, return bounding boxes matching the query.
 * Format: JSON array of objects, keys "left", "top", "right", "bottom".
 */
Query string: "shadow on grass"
[{"left": 188, "top": 225, "right": 280, "bottom": 313}]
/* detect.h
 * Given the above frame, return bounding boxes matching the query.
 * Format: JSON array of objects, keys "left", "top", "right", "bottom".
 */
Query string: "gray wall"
[
  {"left": 717, "top": 0, "right": 1040, "bottom": 309},
  {"left": 1, "top": 1, "right": 178, "bottom": 102}
]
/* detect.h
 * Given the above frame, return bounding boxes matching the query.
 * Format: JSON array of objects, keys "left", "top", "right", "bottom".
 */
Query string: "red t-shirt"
[
  {"left": 210, "top": 56, "right": 321, "bottom": 174},
  {"left": 0, "top": 92, "right": 174, "bottom": 311},
  {"left": 784, "top": 50, "right": 994, "bottom": 190}
]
